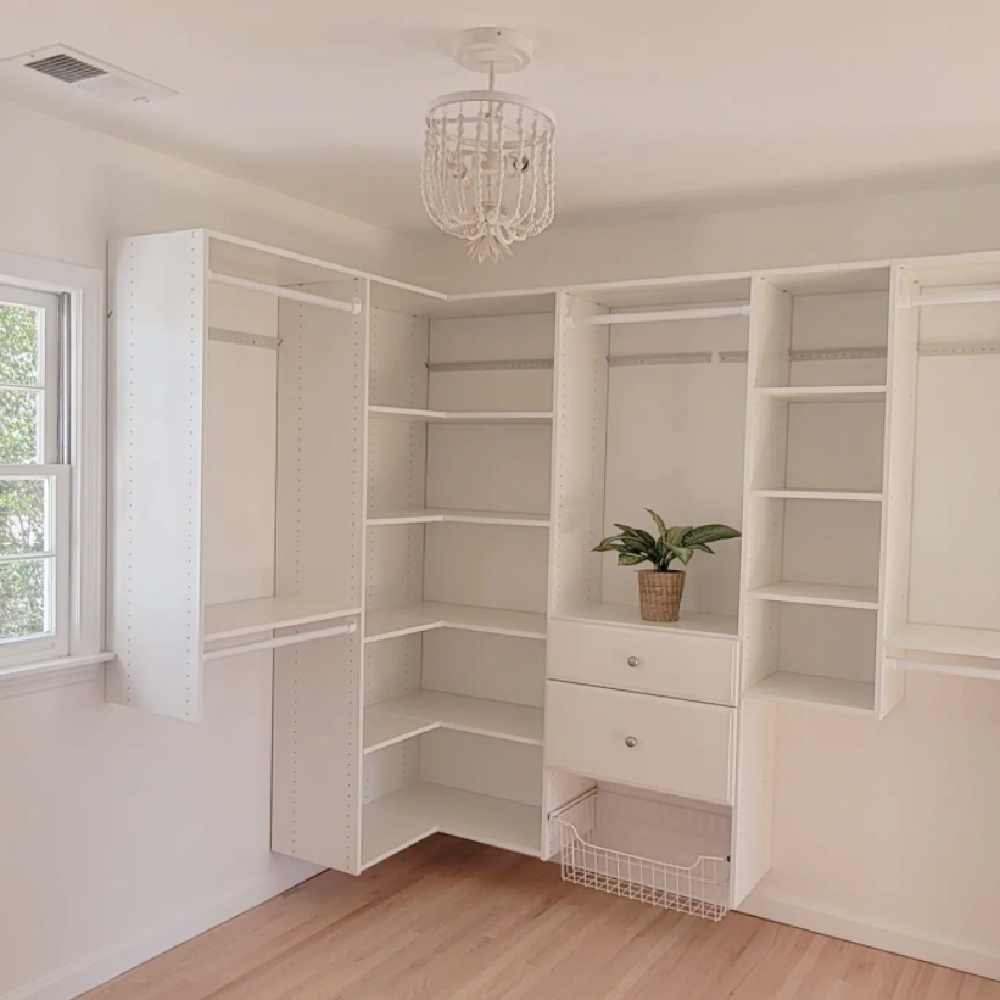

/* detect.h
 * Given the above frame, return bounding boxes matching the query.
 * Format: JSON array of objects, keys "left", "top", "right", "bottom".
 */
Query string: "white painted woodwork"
[
  {"left": 557, "top": 603, "right": 739, "bottom": 637},
  {"left": 204, "top": 598, "right": 362, "bottom": 641},
  {"left": 361, "top": 783, "right": 542, "bottom": 869},
  {"left": 364, "top": 603, "right": 547, "bottom": 642},
  {"left": 545, "top": 680, "right": 736, "bottom": 805},
  {"left": 547, "top": 619, "right": 738, "bottom": 707},
  {"left": 745, "top": 672, "right": 875, "bottom": 713},
  {"left": 107, "top": 231, "right": 207, "bottom": 720},
  {"left": 748, "top": 581, "right": 879, "bottom": 610},
  {"left": 363, "top": 691, "right": 544, "bottom": 752}
]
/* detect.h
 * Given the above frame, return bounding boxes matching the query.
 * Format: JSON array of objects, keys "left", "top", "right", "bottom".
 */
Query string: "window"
[{"left": 0, "top": 253, "right": 104, "bottom": 678}]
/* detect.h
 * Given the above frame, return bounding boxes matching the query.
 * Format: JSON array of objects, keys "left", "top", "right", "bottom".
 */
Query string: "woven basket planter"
[{"left": 637, "top": 569, "right": 686, "bottom": 622}]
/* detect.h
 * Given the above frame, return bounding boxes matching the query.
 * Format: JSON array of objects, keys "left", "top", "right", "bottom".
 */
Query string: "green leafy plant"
[{"left": 593, "top": 509, "right": 741, "bottom": 571}]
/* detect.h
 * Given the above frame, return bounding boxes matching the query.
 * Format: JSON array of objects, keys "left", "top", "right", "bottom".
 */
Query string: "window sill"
[{"left": 0, "top": 651, "right": 115, "bottom": 700}]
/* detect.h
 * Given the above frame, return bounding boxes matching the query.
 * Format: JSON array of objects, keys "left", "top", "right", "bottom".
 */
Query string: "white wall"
[
  {"left": 0, "top": 100, "right": 406, "bottom": 1000},
  {"left": 417, "top": 189, "right": 1000, "bottom": 977},
  {"left": 420, "top": 181, "right": 1000, "bottom": 292}
]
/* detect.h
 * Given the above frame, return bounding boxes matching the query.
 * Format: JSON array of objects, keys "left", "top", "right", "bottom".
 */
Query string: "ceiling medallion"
[{"left": 421, "top": 27, "right": 556, "bottom": 263}]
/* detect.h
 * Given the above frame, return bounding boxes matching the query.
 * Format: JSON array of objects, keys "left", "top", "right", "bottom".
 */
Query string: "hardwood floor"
[{"left": 84, "top": 836, "right": 999, "bottom": 1000}]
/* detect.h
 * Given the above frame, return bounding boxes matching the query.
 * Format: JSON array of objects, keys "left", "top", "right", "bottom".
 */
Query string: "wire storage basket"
[{"left": 550, "top": 788, "right": 730, "bottom": 921}]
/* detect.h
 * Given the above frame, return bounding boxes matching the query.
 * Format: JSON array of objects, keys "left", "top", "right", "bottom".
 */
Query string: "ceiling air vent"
[{"left": 2, "top": 45, "right": 177, "bottom": 103}]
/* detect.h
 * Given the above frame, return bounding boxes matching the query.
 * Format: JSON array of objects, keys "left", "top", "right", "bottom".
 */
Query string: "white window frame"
[{"left": 0, "top": 251, "right": 108, "bottom": 693}]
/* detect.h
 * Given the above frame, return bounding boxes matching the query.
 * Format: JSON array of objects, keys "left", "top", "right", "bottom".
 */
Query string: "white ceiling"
[{"left": 4, "top": 0, "right": 1000, "bottom": 235}]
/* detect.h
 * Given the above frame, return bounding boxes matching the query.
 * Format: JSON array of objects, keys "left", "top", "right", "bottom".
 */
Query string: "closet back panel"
[
  {"left": 776, "top": 603, "right": 878, "bottom": 683},
  {"left": 428, "top": 312, "right": 554, "bottom": 412},
  {"left": 781, "top": 499, "right": 882, "bottom": 590},
  {"left": 202, "top": 283, "right": 277, "bottom": 605},
  {"left": 422, "top": 630, "right": 545, "bottom": 708},
  {"left": 909, "top": 352, "right": 1000, "bottom": 631},
  {"left": 425, "top": 425, "right": 552, "bottom": 514},
  {"left": 423, "top": 523, "right": 549, "bottom": 613},
  {"left": 420, "top": 729, "right": 544, "bottom": 807},
  {"left": 788, "top": 291, "right": 889, "bottom": 386}
]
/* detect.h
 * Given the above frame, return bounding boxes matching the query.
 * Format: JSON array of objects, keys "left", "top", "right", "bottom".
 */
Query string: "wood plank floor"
[{"left": 84, "top": 836, "right": 1000, "bottom": 1000}]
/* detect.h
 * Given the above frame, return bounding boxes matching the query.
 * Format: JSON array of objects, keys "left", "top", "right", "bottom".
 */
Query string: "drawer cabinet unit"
[
  {"left": 547, "top": 619, "right": 738, "bottom": 707},
  {"left": 545, "top": 680, "right": 736, "bottom": 804}
]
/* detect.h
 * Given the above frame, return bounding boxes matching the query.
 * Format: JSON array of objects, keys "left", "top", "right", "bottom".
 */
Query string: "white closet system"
[{"left": 107, "top": 232, "right": 1000, "bottom": 919}]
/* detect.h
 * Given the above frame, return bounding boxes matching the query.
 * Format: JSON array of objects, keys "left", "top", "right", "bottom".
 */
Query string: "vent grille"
[
  {"left": 25, "top": 53, "right": 107, "bottom": 83},
  {"left": 2, "top": 45, "right": 177, "bottom": 103}
]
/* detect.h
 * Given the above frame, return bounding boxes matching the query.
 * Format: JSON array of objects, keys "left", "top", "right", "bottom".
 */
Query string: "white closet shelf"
[
  {"left": 746, "top": 672, "right": 874, "bottom": 713},
  {"left": 886, "top": 624, "right": 1000, "bottom": 679},
  {"left": 748, "top": 582, "right": 879, "bottom": 610},
  {"left": 752, "top": 489, "right": 884, "bottom": 502},
  {"left": 556, "top": 604, "right": 739, "bottom": 638},
  {"left": 364, "top": 602, "right": 547, "bottom": 643},
  {"left": 368, "top": 405, "right": 553, "bottom": 424},
  {"left": 363, "top": 691, "right": 544, "bottom": 753},
  {"left": 204, "top": 597, "right": 361, "bottom": 641},
  {"left": 755, "top": 385, "right": 887, "bottom": 403},
  {"left": 361, "top": 783, "right": 542, "bottom": 869},
  {"left": 366, "top": 508, "right": 549, "bottom": 528}
]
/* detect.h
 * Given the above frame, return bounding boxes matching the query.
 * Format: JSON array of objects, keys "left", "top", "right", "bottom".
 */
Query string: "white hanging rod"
[
  {"left": 203, "top": 620, "right": 357, "bottom": 661},
  {"left": 903, "top": 286, "right": 1000, "bottom": 308},
  {"left": 208, "top": 271, "right": 362, "bottom": 314},
  {"left": 572, "top": 303, "right": 751, "bottom": 327}
]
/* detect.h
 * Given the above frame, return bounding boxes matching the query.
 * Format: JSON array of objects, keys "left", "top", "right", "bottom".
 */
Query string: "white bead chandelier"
[{"left": 421, "top": 28, "right": 555, "bottom": 264}]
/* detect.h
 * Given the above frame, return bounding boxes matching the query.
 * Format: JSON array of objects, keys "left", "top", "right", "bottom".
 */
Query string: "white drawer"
[
  {"left": 548, "top": 619, "right": 738, "bottom": 706},
  {"left": 546, "top": 680, "right": 735, "bottom": 805}
]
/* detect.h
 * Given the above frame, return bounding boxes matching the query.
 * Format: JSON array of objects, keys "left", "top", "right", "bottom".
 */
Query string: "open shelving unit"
[
  {"left": 741, "top": 265, "right": 896, "bottom": 716},
  {"left": 550, "top": 276, "right": 752, "bottom": 637},
  {"left": 360, "top": 286, "right": 556, "bottom": 867},
  {"left": 883, "top": 255, "right": 1000, "bottom": 681}
]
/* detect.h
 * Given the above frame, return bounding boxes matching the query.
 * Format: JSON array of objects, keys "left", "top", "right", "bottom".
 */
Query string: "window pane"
[
  {"left": 0, "top": 387, "right": 41, "bottom": 463},
  {"left": 0, "top": 301, "right": 42, "bottom": 386},
  {"left": 0, "top": 479, "right": 47, "bottom": 554},
  {"left": 0, "top": 558, "right": 48, "bottom": 639}
]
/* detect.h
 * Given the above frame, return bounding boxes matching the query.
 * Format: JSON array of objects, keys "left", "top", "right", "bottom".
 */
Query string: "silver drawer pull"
[
  {"left": 625, "top": 736, "right": 638, "bottom": 748},
  {"left": 627, "top": 656, "right": 639, "bottom": 667}
]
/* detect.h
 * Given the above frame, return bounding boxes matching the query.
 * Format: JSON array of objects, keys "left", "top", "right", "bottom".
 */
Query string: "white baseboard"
[
  {"left": 740, "top": 888, "right": 1000, "bottom": 983},
  {"left": 2, "top": 858, "right": 323, "bottom": 1000}
]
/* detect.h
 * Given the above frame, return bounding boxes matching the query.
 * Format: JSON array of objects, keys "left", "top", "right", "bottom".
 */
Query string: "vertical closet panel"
[
  {"left": 271, "top": 278, "right": 366, "bottom": 873},
  {"left": 107, "top": 230, "right": 207, "bottom": 720}
]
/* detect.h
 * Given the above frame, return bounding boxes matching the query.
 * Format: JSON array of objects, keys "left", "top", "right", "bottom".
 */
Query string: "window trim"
[{"left": 0, "top": 251, "right": 105, "bottom": 689}]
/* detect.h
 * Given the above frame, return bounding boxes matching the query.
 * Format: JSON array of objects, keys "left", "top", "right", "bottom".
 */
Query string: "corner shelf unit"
[{"left": 360, "top": 287, "right": 557, "bottom": 870}]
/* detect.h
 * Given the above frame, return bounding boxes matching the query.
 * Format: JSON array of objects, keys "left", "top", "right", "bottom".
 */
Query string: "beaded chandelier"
[{"left": 421, "top": 28, "right": 556, "bottom": 263}]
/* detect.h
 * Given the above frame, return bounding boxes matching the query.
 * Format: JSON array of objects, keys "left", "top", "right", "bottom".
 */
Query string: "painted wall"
[
  {"left": 0, "top": 100, "right": 410, "bottom": 1000},
  {"left": 416, "top": 189, "right": 1000, "bottom": 977},
  {"left": 419, "top": 180, "right": 1000, "bottom": 292}
]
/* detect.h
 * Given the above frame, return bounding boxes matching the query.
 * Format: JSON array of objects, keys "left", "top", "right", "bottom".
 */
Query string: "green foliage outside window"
[{"left": 0, "top": 302, "right": 46, "bottom": 638}]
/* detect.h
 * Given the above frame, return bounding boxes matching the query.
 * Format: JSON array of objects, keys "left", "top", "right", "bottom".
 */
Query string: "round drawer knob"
[
  {"left": 625, "top": 736, "right": 638, "bottom": 748},
  {"left": 626, "top": 656, "right": 639, "bottom": 667}
]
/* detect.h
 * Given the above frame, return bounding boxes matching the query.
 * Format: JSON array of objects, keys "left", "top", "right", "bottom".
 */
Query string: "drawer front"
[
  {"left": 548, "top": 619, "right": 738, "bottom": 706},
  {"left": 546, "top": 680, "right": 735, "bottom": 804}
]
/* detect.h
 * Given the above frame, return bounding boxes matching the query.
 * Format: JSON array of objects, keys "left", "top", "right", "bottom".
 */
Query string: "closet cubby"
[
  {"left": 551, "top": 278, "right": 752, "bottom": 636},
  {"left": 361, "top": 288, "right": 556, "bottom": 866},
  {"left": 885, "top": 256, "right": 1000, "bottom": 679},
  {"left": 108, "top": 231, "right": 364, "bottom": 726},
  {"left": 742, "top": 267, "right": 894, "bottom": 715}
]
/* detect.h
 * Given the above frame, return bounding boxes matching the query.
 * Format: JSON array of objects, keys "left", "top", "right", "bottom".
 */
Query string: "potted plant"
[{"left": 593, "top": 510, "right": 741, "bottom": 622}]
